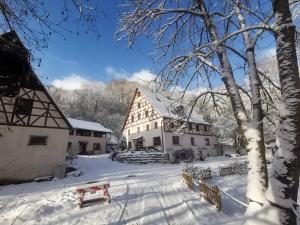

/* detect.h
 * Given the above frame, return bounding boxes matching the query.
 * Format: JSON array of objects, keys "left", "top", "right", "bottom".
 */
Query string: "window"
[
  {"left": 204, "top": 125, "right": 208, "bottom": 132},
  {"left": 128, "top": 141, "right": 132, "bottom": 149},
  {"left": 138, "top": 102, "right": 141, "bottom": 108},
  {"left": 170, "top": 122, "right": 174, "bottom": 128},
  {"left": 189, "top": 123, "right": 193, "bottom": 130},
  {"left": 196, "top": 124, "right": 200, "bottom": 131},
  {"left": 191, "top": 137, "right": 195, "bottom": 145},
  {"left": 93, "top": 143, "right": 101, "bottom": 150},
  {"left": 146, "top": 124, "right": 149, "bottom": 131},
  {"left": 154, "top": 122, "right": 158, "bottom": 129},
  {"left": 67, "top": 142, "right": 72, "bottom": 150},
  {"left": 15, "top": 98, "right": 33, "bottom": 116},
  {"left": 153, "top": 136, "right": 161, "bottom": 146},
  {"left": 76, "top": 129, "right": 91, "bottom": 137},
  {"left": 128, "top": 129, "right": 130, "bottom": 135},
  {"left": 131, "top": 116, "right": 134, "bottom": 122},
  {"left": 28, "top": 136, "right": 47, "bottom": 145},
  {"left": 138, "top": 113, "right": 141, "bottom": 120},
  {"left": 145, "top": 110, "right": 149, "bottom": 117},
  {"left": 93, "top": 131, "right": 103, "bottom": 137},
  {"left": 69, "top": 130, "right": 74, "bottom": 135},
  {"left": 137, "top": 127, "right": 140, "bottom": 133},
  {"left": 172, "top": 136, "right": 180, "bottom": 145},
  {"left": 205, "top": 138, "right": 210, "bottom": 146}
]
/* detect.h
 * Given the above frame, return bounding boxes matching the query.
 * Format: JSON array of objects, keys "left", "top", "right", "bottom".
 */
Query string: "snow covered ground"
[{"left": 0, "top": 155, "right": 250, "bottom": 225}]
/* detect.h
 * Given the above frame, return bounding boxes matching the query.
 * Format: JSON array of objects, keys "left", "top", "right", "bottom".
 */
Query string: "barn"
[{"left": 0, "top": 31, "right": 72, "bottom": 184}]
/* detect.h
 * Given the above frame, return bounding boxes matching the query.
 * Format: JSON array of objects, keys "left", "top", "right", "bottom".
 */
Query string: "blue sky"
[
  {"left": 28, "top": 0, "right": 276, "bottom": 90},
  {"left": 33, "top": 1, "right": 156, "bottom": 89}
]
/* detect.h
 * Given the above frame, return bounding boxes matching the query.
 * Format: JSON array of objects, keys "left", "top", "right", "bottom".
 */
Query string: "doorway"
[{"left": 79, "top": 141, "right": 88, "bottom": 154}]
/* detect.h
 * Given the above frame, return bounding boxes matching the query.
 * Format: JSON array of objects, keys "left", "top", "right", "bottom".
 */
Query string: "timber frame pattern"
[
  {"left": 0, "top": 31, "right": 72, "bottom": 130},
  {"left": 122, "top": 87, "right": 212, "bottom": 136},
  {"left": 122, "top": 88, "right": 160, "bottom": 131}
]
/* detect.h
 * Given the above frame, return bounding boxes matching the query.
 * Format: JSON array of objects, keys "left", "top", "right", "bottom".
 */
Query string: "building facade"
[
  {"left": 122, "top": 87, "right": 219, "bottom": 163},
  {"left": 0, "top": 31, "right": 72, "bottom": 184},
  {"left": 67, "top": 118, "right": 112, "bottom": 155}
]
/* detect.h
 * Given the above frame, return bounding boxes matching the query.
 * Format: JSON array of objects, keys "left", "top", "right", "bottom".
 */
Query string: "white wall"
[
  {"left": 0, "top": 125, "right": 69, "bottom": 183},
  {"left": 163, "top": 132, "right": 218, "bottom": 162},
  {"left": 123, "top": 118, "right": 163, "bottom": 149},
  {"left": 68, "top": 132, "right": 108, "bottom": 155}
]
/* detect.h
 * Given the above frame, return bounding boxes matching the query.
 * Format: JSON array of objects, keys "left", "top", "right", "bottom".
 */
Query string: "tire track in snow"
[
  {"left": 149, "top": 186, "right": 175, "bottom": 225},
  {"left": 117, "top": 176, "right": 147, "bottom": 225}
]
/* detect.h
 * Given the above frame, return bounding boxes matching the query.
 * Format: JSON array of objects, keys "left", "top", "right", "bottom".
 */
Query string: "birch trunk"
[
  {"left": 198, "top": 0, "right": 268, "bottom": 210},
  {"left": 234, "top": 3, "right": 269, "bottom": 221},
  {"left": 262, "top": 1, "right": 300, "bottom": 224}
]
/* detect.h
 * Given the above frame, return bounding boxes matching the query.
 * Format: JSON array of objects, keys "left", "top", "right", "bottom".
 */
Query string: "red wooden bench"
[{"left": 75, "top": 181, "right": 111, "bottom": 208}]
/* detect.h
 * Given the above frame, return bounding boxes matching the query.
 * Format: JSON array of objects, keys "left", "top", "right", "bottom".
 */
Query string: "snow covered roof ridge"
[
  {"left": 67, "top": 118, "right": 112, "bottom": 133},
  {"left": 137, "top": 86, "right": 210, "bottom": 125}
]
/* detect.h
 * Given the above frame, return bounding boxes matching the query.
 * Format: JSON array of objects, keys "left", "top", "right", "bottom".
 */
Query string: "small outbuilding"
[{"left": 67, "top": 118, "right": 112, "bottom": 155}]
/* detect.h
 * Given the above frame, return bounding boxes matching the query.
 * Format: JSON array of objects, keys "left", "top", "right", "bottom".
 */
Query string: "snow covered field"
[{"left": 0, "top": 155, "right": 250, "bottom": 225}]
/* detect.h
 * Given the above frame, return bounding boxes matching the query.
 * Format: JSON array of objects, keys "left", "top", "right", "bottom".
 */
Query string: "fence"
[
  {"left": 219, "top": 161, "right": 248, "bottom": 176},
  {"left": 182, "top": 172, "right": 193, "bottom": 189},
  {"left": 183, "top": 167, "right": 212, "bottom": 180},
  {"left": 199, "top": 177, "right": 222, "bottom": 210}
]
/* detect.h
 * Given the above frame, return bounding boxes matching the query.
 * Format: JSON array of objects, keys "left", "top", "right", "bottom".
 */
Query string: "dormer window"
[{"left": 204, "top": 125, "right": 208, "bottom": 132}]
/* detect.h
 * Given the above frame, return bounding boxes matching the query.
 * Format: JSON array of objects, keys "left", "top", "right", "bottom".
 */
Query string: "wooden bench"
[{"left": 75, "top": 181, "right": 111, "bottom": 208}]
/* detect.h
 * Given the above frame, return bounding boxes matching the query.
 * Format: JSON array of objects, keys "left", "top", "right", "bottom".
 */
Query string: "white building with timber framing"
[
  {"left": 0, "top": 31, "right": 72, "bottom": 184},
  {"left": 122, "top": 87, "right": 220, "bottom": 163}
]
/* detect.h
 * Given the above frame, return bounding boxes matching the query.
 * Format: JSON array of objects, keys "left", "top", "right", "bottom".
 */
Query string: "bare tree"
[
  {"left": 116, "top": 0, "right": 269, "bottom": 214},
  {"left": 262, "top": 1, "right": 300, "bottom": 224},
  {"left": 0, "top": 0, "right": 101, "bottom": 51},
  {"left": 117, "top": 0, "right": 300, "bottom": 224}
]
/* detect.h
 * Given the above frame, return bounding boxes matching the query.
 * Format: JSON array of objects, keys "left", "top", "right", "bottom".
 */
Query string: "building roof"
[
  {"left": 138, "top": 87, "right": 210, "bottom": 125},
  {"left": 0, "top": 31, "right": 72, "bottom": 130},
  {"left": 68, "top": 118, "right": 112, "bottom": 133}
]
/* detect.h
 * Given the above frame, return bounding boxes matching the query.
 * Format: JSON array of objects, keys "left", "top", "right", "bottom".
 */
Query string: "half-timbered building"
[
  {"left": 122, "top": 87, "right": 219, "bottom": 162},
  {"left": 0, "top": 31, "right": 72, "bottom": 184}
]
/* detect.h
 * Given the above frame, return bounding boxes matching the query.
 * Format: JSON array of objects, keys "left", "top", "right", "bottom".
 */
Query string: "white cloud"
[
  {"left": 105, "top": 66, "right": 128, "bottom": 79},
  {"left": 128, "top": 69, "right": 157, "bottom": 83},
  {"left": 105, "top": 66, "right": 157, "bottom": 85},
  {"left": 51, "top": 74, "right": 98, "bottom": 90}
]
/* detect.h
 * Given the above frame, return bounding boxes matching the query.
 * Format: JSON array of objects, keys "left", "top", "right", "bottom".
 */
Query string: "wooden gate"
[{"left": 199, "top": 178, "right": 222, "bottom": 210}]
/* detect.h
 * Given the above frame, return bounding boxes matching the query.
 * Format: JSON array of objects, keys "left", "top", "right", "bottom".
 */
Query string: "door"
[
  {"left": 199, "top": 151, "right": 203, "bottom": 161},
  {"left": 79, "top": 142, "right": 88, "bottom": 154}
]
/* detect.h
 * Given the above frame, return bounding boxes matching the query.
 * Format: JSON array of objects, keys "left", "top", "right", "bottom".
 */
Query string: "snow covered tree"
[
  {"left": 117, "top": 1, "right": 300, "bottom": 224},
  {"left": 262, "top": 1, "right": 300, "bottom": 224}
]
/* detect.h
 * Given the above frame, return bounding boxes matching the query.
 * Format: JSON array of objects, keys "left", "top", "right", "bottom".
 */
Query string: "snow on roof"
[
  {"left": 138, "top": 87, "right": 210, "bottom": 125},
  {"left": 67, "top": 118, "right": 112, "bottom": 133}
]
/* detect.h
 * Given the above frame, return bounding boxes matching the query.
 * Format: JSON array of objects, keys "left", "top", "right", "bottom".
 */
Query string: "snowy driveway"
[{"left": 0, "top": 155, "right": 245, "bottom": 225}]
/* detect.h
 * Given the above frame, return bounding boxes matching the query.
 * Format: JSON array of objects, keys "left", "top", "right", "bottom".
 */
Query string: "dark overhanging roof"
[{"left": 0, "top": 30, "right": 73, "bottom": 130}]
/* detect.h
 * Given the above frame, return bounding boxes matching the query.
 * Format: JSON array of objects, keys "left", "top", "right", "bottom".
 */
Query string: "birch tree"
[{"left": 117, "top": 0, "right": 268, "bottom": 214}]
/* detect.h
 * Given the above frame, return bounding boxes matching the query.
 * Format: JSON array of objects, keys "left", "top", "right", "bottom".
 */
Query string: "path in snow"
[{"left": 0, "top": 155, "right": 246, "bottom": 225}]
